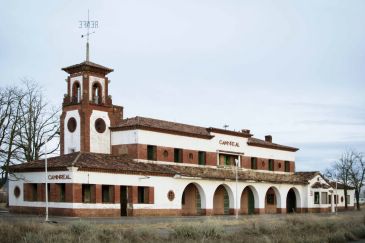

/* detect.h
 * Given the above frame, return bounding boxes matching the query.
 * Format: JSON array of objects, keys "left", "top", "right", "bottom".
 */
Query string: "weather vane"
[{"left": 79, "top": 10, "right": 99, "bottom": 61}]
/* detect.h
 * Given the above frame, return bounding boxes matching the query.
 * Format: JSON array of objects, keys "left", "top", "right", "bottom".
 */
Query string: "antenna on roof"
[
  {"left": 223, "top": 124, "right": 229, "bottom": 130},
  {"left": 80, "top": 10, "right": 98, "bottom": 61}
]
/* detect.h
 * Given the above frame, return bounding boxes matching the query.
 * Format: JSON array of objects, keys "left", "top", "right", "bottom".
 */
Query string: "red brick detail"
[
  {"left": 111, "top": 144, "right": 295, "bottom": 171},
  {"left": 65, "top": 183, "right": 82, "bottom": 203},
  {"left": 201, "top": 209, "right": 214, "bottom": 216},
  {"left": 95, "top": 184, "right": 102, "bottom": 203},
  {"left": 50, "top": 184, "right": 59, "bottom": 202},
  {"left": 130, "top": 209, "right": 181, "bottom": 216},
  {"left": 276, "top": 208, "right": 286, "bottom": 214},
  {"left": 60, "top": 111, "right": 66, "bottom": 155},
  {"left": 241, "top": 156, "right": 251, "bottom": 169},
  {"left": 206, "top": 152, "right": 217, "bottom": 166},
  {"left": 148, "top": 187, "right": 154, "bottom": 204},
  {"left": 113, "top": 186, "right": 120, "bottom": 204},
  {"left": 129, "top": 186, "right": 138, "bottom": 204},
  {"left": 37, "top": 184, "right": 45, "bottom": 202},
  {"left": 9, "top": 206, "right": 120, "bottom": 217},
  {"left": 157, "top": 146, "right": 174, "bottom": 162},
  {"left": 255, "top": 208, "right": 265, "bottom": 214},
  {"left": 290, "top": 161, "right": 295, "bottom": 172},
  {"left": 258, "top": 158, "right": 269, "bottom": 171}
]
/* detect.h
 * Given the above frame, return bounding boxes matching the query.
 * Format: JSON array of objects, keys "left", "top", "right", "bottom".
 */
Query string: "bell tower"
[{"left": 60, "top": 61, "right": 123, "bottom": 155}]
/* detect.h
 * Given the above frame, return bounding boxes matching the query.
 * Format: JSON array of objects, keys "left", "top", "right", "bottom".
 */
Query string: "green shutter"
[{"left": 198, "top": 152, "right": 206, "bottom": 165}]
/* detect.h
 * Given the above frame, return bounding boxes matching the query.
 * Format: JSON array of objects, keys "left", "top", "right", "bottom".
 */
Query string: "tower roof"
[{"left": 62, "top": 60, "right": 113, "bottom": 75}]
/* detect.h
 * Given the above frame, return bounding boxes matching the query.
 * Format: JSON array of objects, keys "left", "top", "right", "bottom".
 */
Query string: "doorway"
[{"left": 120, "top": 186, "right": 128, "bottom": 216}]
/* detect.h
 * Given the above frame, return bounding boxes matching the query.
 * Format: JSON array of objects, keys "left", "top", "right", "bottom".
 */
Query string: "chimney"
[{"left": 265, "top": 135, "right": 272, "bottom": 143}]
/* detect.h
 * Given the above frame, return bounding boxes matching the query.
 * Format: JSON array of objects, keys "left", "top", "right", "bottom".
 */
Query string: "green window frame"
[
  {"left": 138, "top": 186, "right": 149, "bottom": 204},
  {"left": 285, "top": 161, "right": 290, "bottom": 172},
  {"left": 102, "top": 185, "right": 113, "bottom": 203},
  {"left": 147, "top": 145, "right": 157, "bottom": 161},
  {"left": 31, "top": 184, "right": 37, "bottom": 201},
  {"left": 251, "top": 157, "right": 257, "bottom": 169},
  {"left": 174, "top": 148, "right": 183, "bottom": 163},
  {"left": 198, "top": 151, "right": 206, "bottom": 165},
  {"left": 268, "top": 159, "right": 274, "bottom": 171},
  {"left": 59, "top": 183, "right": 66, "bottom": 202},
  {"left": 82, "top": 184, "right": 92, "bottom": 203}
]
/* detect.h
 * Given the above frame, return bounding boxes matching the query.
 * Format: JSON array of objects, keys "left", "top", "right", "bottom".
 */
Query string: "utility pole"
[{"left": 44, "top": 136, "right": 49, "bottom": 222}]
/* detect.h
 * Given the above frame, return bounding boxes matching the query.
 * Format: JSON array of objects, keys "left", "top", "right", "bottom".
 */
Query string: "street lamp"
[
  {"left": 44, "top": 136, "right": 49, "bottom": 222},
  {"left": 234, "top": 159, "right": 239, "bottom": 219}
]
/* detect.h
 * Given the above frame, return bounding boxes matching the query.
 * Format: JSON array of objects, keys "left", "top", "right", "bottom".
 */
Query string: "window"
[
  {"left": 72, "top": 81, "right": 81, "bottom": 103},
  {"left": 67, "top": 117, "right": 77, "bottom": 133},
  {"left": 92, "top": 82, "right": 102, "bottom": 104},
  {"left": 163, "top": 150, "right": 168, "bottom": 158},
  {"left": 138, "top": 187, "right": 149, "bottom": 204},
  {"left": 198, "top": 151, "right": 206, "bottom": 165},
  {"left": 82, "top": 184, "right": 92, "bottom": 203},
  {"left": 346, "top": 195, "right": 350, "bottom": 204},
  {"left": 219, "top": 154, "right": 238, "bottom": 166},
  {"left": 285, "top": 161, "right": 290, "bottom": 172},
  {"left": 266, "top": 193, "right": 275, "bottom": 205},
  {"left": 251, "top": 157, "right": 257, "bottom": 169},
  {"left": 31, "top": 184, "right": 37, "bottom": 201},
  {"left": 14, "top": 186, "right": 20, "bottom": 198},
  {"left": 174, "top": 148, "right": 183, "bottom": 163},
  {"left": 321, "top": 192, "right": 328, "bottom": 204},
  {"left": 328, "top": 195, "right": 331, "bottom": 204},
  {"left": 334, "top": 195, "right": 338, "bottom": 204},
  {"left": 147, "top": 145, "right": 157, "bottom": 161},
  {"left": 314, "top": 192, "right": 320, "bottom": 204},
  {"left": 102, "top": 185, "right": 113, "bottom": 203},
  {"left": 167, "top": 190, "right": 175, "bottom": 201},
  {"left": 94, "top": 118, "right": 106, "bottom": 133},
  {"left": 47, "top": 183, "right": 50, "bottom": 201},
  {"left": 58, "top": 183, "right": 66, "bottom": 202},
  {"left": 268, "top": 159, "right": 274, "bottom": 171}
]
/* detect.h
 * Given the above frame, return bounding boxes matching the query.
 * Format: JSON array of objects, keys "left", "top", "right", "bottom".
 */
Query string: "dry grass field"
[{"left": 0, "top": 211, "right": 364, "bottom": 243}]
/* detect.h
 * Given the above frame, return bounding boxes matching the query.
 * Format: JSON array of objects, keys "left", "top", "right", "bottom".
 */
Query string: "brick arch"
[
  {"left": 265, "top": 186, "right": 281, "bottom": 214},
  {"left": 181, "top": 183, "right": 205, "bottom": 216},
  {"left": 286, "top": 187, "right": 301, "bottom": 213},
  {"left": 213, "top": 184, "right": 233, "bottom": 215},
  {"left": 91, "top": 81, "right": 103, "bottom": 104},
  {"left": 240, "top": 185, "right": 259, "bottom": 214},
  {"left": 72, "top": 81, "right": 81, "bottom": 102}
]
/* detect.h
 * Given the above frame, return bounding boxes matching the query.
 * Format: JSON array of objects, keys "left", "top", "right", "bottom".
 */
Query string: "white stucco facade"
[
  {"left": 111, "top": 130, "right": 296, "bottom": 161},
  {"left": 90, "top": 110, "right": 111, "bottom": 154},
  {"left": 63, "top": 110, "right": 81, "bottom": 154},
  {"left": 8, "top": 166, "right": 355, "bottom": 214}
]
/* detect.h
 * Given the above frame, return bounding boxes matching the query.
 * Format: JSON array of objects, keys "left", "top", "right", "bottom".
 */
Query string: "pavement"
[{"left": 0, "top": 208, "right": 361, "bottom": 225}]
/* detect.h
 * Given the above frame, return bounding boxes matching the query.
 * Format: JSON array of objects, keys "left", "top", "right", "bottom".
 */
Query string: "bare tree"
[
  {"left": 325, "top": 150, "right": 355, "bottom": 209},
  {"left": 0, "top": 86, "right": 23, "bottom": 183},
  {"left": 349, "top": 152, "right": 365, "bottom": 210},
  {"left": 15, "top": 80, "right": 60, "bottom": 162}
]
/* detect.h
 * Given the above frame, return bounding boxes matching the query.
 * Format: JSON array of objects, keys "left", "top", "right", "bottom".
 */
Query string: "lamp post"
[
  {"left": 235, "top": 159, "right": 239, "bottom": 219},
  {"left": 44, "top": 136, "right": 49, "bottom": 222}
]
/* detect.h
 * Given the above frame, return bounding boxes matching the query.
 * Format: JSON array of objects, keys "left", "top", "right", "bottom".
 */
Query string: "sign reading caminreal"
[
  {"left": 48, "top": 174, "right": 71, "bottom": 180},
  {"left": 219, "top": 140, "right": 240, "bottom": 147}
]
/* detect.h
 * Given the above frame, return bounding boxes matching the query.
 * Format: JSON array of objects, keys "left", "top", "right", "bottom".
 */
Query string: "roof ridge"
[{"left": 72, "top": 152, "right": 82, "bottom": 166}]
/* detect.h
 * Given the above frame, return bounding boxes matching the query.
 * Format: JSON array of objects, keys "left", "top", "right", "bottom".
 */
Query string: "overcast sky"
[{"left": 1, "top": 0, "right": 364, "bottom": 172}]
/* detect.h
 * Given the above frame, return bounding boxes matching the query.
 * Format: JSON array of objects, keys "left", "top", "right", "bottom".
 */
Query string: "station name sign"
[
  {"left": 48, "top": 174, "right": 71, "bottom": 180},
  {"left": 219, "top": 140, "right": 240, "bottom": 147}
]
